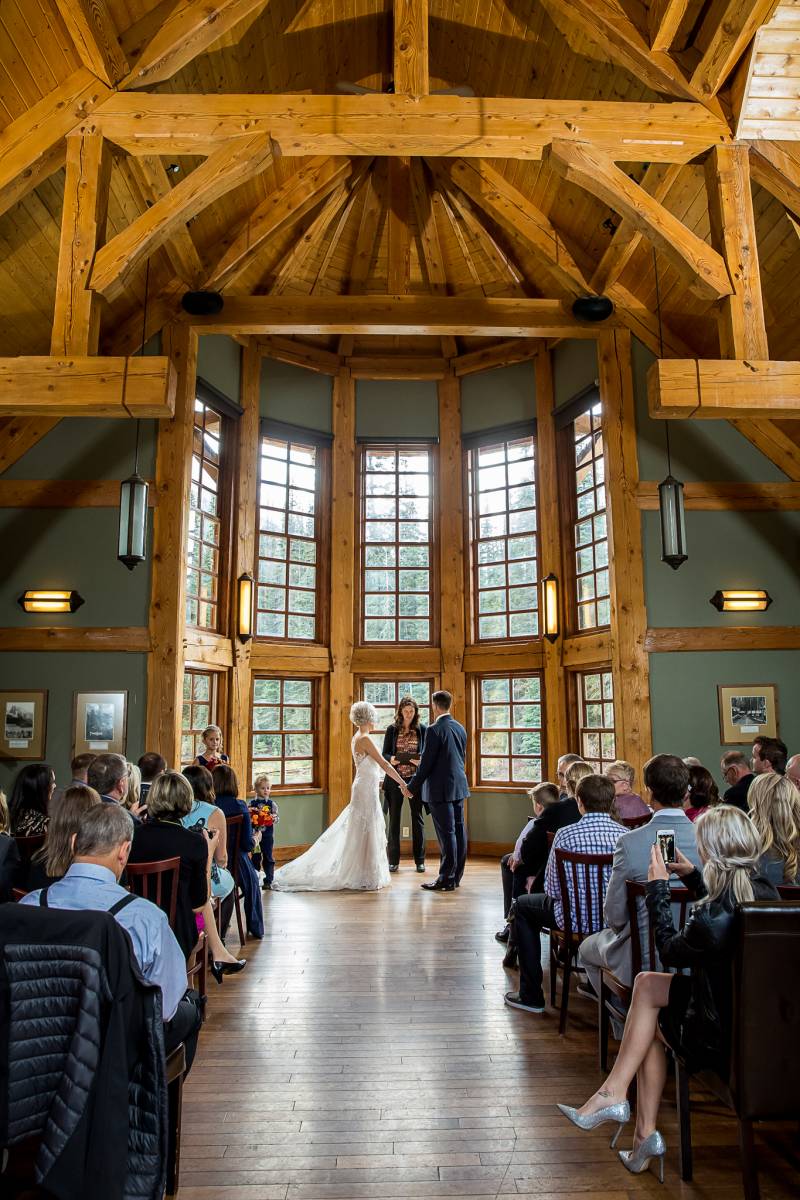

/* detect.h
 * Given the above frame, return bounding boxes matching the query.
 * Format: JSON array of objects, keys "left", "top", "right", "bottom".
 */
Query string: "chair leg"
[
  {"left": 598, "top": 982, "right": 609, "bottom": 1072},
  {"left": 676, "top": 1059, "right": 693, "bottom": 1182},
  {"left": 549, "top": 937, "right": 557, "bottom": 1008},
  {"left": 559, "top": 955, "right": 572, "bottom": 1037},
  {"left": 738, "top": 1118, "right": 760, "bottom": 1200},
  {"left": 166, "top": 1070, "right": 184, "bottom": 1197},
  {"left": 234, "top": 885, "right": 246, "bottom": 946}
]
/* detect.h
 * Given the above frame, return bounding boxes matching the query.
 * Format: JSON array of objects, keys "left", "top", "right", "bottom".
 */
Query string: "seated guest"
[
  {"left": 787, "top": 753, "right": 800, "bottom": 790},
  {"left": 0, "top": 789, "right": 21, "bottom": 900},
  {"left": 88, "top": 752, "right": 131, "bottom": 809},
  {"left": 606, "top": 760, "right": 650, "bottom": 821},
  {"left": 26, "top": 783, "right": 102, "bottom": 890},
  {"left": 138, "top": 751, "right": 166, "bottom": 804},
  {"left": 682, "top": 756, "right": 703, "bottom": 768},
  {"left": 556, "top": 807, "right": 778, "bottom": 1180},
  {"left": 504, "top": 773, "right": 622, "bottom": 1013},
  {"left": 51, "top": 751, "right": 96, "bottom": 805},
  {"left": 9, "top": 761, "right": 55, "bottom": 837},
  {"left": 20, "top": 804, "right": 201, "bottom": 1069},
  {"left": 752, "top": 735, "right": 788, "bottom": 776},
  {"left": 128, "top": 770, "right": 211, "bottom": 959},
  {"left": 212, "top": 763, "right": 265, "bottom": 939},
  {"left": 749, "top": 772, "right": 800, "bottom": 885},
  {"left": 125, "top": 761, "right": 142, "bottom": 811},
  {"left": 683, "top": 764, "right": 719, "bottom": 822},
  {"left": 720, "top": 750, "right": 753, "bottom": 812},
  {"left": 556, "top": 752, "right": 584, "bottom": 800},
  {"left": 194, "top": 725, "right": 229, "bottom": 772},
  {"left": 579, "top": 754, "right": 701, "bottom": 1000}
]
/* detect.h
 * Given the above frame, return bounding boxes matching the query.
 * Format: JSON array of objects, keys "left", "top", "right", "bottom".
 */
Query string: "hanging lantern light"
[
  {"left": 658, "top": 473, "right": 687, "bottom": 570},
  {"left": 118, "top": 260, "right": 151, "bottom": 571}
]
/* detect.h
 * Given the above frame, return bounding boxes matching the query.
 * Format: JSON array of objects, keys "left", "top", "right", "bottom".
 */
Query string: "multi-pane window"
[
  {"left": 251, "top": 677, "right": 316, "bottom": 787},
  {"left": 576, "top": 669, "right": 616, "bottom": 772},
  {"left": 467, "top": 436, "right": 538, "bottom": 641},
  {"left": 186, "top": 401, "right": 223, "bottom": 629},
  {"left": 256, "top": 435, "right": 321, "bottom": 641},
  {"left": 181, "top": 669, "right": 215, "bottom": 766},
  {"left": 475, "top": 674, "right": 543, "bottom": 787},
  {"left": 361, "top": 446, "right": 433, "bottom": 643},
  {"left": 361, "top": 679, "right": 433, "bottom": 751},
  {"left": 571, "top": 403, "right": 610, "bottom": 630}
]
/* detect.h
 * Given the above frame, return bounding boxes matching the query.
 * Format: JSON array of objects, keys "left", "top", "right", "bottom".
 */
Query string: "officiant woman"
[{"left": 382, "top": 697, "right": 427, "bottom": 873}]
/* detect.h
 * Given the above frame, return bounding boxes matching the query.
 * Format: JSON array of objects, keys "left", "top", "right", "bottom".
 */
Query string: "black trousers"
[
  {"left": 429, "top": 798, "right": 466, "bottom": 884},
  {"left": 501, "top": 853, "right": 529, "bottom": 919},
  {"left": 164, "top": 991, "right": 203, "bottom": 1074},
  {"left": 384, "top": 778, "right": 426, "bottom": 866},
  {"left": 511, "top": 893, "right": 555, "bottom": 1006}
]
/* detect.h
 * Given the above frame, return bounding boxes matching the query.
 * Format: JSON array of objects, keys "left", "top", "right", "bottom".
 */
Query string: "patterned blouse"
[
  {"left": 12, "top": 808, "right": 49, "bottom": 837},
  {"left": 395, "top": 728, "right": 420, "bottom": 780}
]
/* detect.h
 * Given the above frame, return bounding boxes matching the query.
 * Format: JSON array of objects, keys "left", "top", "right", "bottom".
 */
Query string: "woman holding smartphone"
[
  {"left": 556, "top": 806, "right": 778, "bottom": 1182},
  {"left": 382, "top": 696, "right": 427, "bottom": 873}
]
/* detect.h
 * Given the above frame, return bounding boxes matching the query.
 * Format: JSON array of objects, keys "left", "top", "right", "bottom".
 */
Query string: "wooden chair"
[
  {"left": 14, "top": 834, "right": 45, "bottom": 864},
  {"left": 549, "top": 847, "right": 613, "bottom": 1036},
  {"left": 11, "top": 887, "right": 28, "bottom": 902},
  {"left": 674, "top": 899, "right": 800, "bottom": 1196},
  {"left": 225, "top": 814, "right": 247, "bottom": 946},
  {"left": 777, "top": 883, "right": 799, "bottom": 898},
  {"left": 620, "top": 814, "right": 652, "bottom": 830},
  {"left": 186, "top": 929, "right": 208, "bottom": 1013},
  {"left": 126, "top": 857, "right": 180, "bottom": 926},
  {"left": 598, "top": 880, "right": 691, "bottom": 1070},
  {"left": 165, "top": 1042, "right": 187, "bottom": 1197}
]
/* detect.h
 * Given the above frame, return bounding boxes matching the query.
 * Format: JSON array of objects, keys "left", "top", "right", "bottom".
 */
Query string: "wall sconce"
[
  {"left": 541, "top": 573, "right": 560, "bottom": 642},
  {"left": 18, "top": 589, "right": 84, "bottom": 614},
  {"left": 118, "top": 471, "right": 149, "bottom": 571},
  {"left": 658, "top": 474, "right": 688, "bottom": 570},
  {"left": 237, "top": 572, "right": 254, "bottom": 641},
  {"left": 710, "top": 589, "right": 772, "bottom": 613}
]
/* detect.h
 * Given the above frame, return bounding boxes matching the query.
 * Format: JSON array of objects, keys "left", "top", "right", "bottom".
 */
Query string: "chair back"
[
  {"left": 14, "top": 834, "right": 45, "bottom": 863},
  {"left": 730, "top": 901, "right": 800, "bottom": 1119},
  {"left": 626, "top": 879, "right": 692, "bottom": 974},
  {"left": 126, "top": 857, "right": 180, "bottom": 926},
  {"left": 11, "top": 888, "right": 28, "bottom": 902},
  {"left": 554, "top": 847, "right": 613, "bottom": 938},
  {"left": 620, "top": 814, "right": 651, "bottom": 831},
  {"left": 546, "top": 830, "right": 556, "bottom": 849},
  {"left": 226, "top": 815, "right": 243, "bottom": 883},
  {"left": 777, "top": 883, "right": 799, "bottom": 899}
]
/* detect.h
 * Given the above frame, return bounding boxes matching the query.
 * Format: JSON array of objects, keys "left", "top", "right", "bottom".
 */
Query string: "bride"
[{"left": 272, "top": 701, "right": 412, "bottom": 892}]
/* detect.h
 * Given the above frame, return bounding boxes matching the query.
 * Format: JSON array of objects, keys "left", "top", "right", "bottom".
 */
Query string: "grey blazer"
[{"left": 580, "top": 808, "right": 702, "bottom": 986}]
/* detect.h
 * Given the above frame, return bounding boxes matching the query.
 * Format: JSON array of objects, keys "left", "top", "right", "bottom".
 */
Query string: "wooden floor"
[{"left": 181, "top": 861, "right": 799, "bottom": 1199}]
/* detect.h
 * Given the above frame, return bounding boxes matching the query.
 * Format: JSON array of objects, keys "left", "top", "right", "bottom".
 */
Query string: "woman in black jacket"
[
  {"left": 381, "top": 696, "right": 427, "bottom": 872},
  {"left": 556, "top": 806, "right": 778, "bottom": 1182}
]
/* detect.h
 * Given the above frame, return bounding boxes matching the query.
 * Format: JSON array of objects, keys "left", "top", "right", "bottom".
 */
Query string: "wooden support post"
[
  {"left": 437, "top": 374, "right": 466, "bottom": 720},
  {"left": 387, "top": 157, "right": 411, "bottom": 295},
  {"left": 598, "top": 329, "right": 651, "bottom": 785},
  {"left": 393, "top": 0, "right": 429, "bottom": 98},
  {"left": 228, "top": 340, "right": 260, "bottom": 782},
  {"left": 328, "top": 369, "right": 356, "bottom": 823},
  {"left": 52, "top": 133, "right": 111, "bottom": 356},
  {"left": 146, "top": 324, "right": 197, "bottom": 764},
  {"left": 534, "top": 350, "right": 568, "bottom": 779}
]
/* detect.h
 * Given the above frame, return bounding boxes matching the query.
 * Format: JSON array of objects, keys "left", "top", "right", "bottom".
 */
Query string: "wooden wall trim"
[
  {"left": 250, "top": 644, "right": 333, "bottom": 673},
  {"left": 562, "top": 632, "right": 612, "bottom": 668},
  {"left": 469, "top": 840, "right": 514, "bottom": 856},
  {"left": 184, "top": 630, "right": 234, "bottom": 669},
  {"left": 637, "top": 480, "right": 800, "bottom": 510},
  {"left": 645, "top": 626, "right": 800, "bottom": 652},
  {"left": 351, "top": 645, "right": 442, "bottom": 674},
  {"left": 462, "top": 641, "right": 543, "bottom": 673},
  {"left": 438, "top": 375, "right": 467, "bottom": 722},
  {"left": 0, "top": 479, "right": 156, "bottom": 507},
  {"left": 0, "top": 626, "right": 150, "bottom": 652}
]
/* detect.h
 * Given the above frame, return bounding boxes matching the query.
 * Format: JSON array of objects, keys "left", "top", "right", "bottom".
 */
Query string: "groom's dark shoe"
[
  {"left": 389, "top": 864, "right": 399, "bottom": 872},
  {"left": 416, "top": 863, "right": 426, "bottom": 873},
  {"left": 421, "top": 879, "right": 455, "bottom": 891}
]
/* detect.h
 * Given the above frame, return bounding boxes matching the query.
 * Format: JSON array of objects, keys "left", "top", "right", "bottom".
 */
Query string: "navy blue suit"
[{"left": 407, "top": 714, "right": 469, "bottom": 885}]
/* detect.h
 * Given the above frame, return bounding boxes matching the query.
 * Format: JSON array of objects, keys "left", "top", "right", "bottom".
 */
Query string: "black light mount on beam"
[
  {"left": 571, "top": 296, "right": 614, "bottom": 322},
  {"left": 181, "top": 290, "right": 224, "bottom": 316}
]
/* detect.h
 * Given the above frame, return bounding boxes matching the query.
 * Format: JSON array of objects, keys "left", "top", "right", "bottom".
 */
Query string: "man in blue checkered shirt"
[{"left": 505, "top": 772, "right": 622, "bottom": 1014}]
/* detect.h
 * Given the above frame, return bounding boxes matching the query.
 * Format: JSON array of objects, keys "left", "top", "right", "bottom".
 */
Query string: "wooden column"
[
  {"left": 228, "top": 340, "right": 260, "bottom": 782},
  {"left": 146, "top": 323, "right": 197, "bottom": 763},
  {"left": 598, "top": 328, "right": 651, "bottom": 785},
  {"left": 51, "top": 132, "right": 110, "bottom": 355},
  {"left": 327, "top": 369, "right": 356, "bottom": 823},
  {"left": 534, "top": 349, "right": 568, "bottom": 779},
  {"left": 704, "top": 144, "right": 768, "bottom": 360},
  {"left": 437, "top": 374, "right": 466, "bottom": 718}
]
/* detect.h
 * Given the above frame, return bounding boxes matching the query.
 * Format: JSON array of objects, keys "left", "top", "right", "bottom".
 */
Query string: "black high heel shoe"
[{"left": 211, "top": 958, "right": 247, "bottom": 984}]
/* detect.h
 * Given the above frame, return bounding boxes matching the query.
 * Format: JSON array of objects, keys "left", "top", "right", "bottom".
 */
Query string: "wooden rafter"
[
  {"left": 433, "top": 187, "right": 484, "bottom": 290},
  {"left": 0, "top": 417, "right": 60, "bottom": 475},
  {"left": 731, "top": 419, "right": 800, "bottom": 482},
  {"left": 409, "top": 160, "right": 446, "bottom": 295},
  {"left": 545, "top": 140, "right": 733, "bottom": 299},
  {"left": 590, "top": 164, "right": 683, "bottom": 294},
  {"left": 443, "top": 187, "right": 527, "bottom": 294},
  {"left": 122, "top": 157, "right": 205, "bottom": 287},
  {"left": 393, "top": 0, "right": 429, "bottom": 97},
  {"left": 748, "top": 141, "right": 800, "bottom": 220},
  {"left": 56, "top": 0, "right": 128, "bottom": 86},
  {"left": 648, "top": 0, "right": 692, "bottom": 51},
  {"left": 691, "top": 0, "right": 779, "bottom": 99},
  {"left": 91, "top": 135, "right": 274, "bottom": 302},
  {"left": 339, "top": 166, "right": 385, "bottom": 356},
  {"left": 387, "top": 158, "right": 411, "bottom": 294}
]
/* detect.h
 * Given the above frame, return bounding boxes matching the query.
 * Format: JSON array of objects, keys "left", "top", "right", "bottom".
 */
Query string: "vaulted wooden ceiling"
[{"left": 0, "top": 0, "right": 798, "bottom": 374}]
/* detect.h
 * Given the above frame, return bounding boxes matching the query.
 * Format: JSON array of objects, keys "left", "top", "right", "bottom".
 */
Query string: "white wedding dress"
[{"left": 272, "top": 736, "right": 392, "bottom": 892}]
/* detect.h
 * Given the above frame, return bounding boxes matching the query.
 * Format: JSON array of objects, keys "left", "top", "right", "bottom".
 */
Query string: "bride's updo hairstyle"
[
  {"left": 350, "top": 701, "right": 377, "bottom": 727},
  {"left": 694, "top": 805, "right": 760, "bottom": 906}
]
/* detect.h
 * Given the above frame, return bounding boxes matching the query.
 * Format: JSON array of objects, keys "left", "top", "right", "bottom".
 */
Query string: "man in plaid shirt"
[{"left": 505, "top": 773, "right": 622, "bottom": 1014}]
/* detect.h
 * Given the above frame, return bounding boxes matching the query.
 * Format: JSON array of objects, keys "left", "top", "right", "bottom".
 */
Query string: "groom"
[{"left": 406, "top": 690, "right": 469, "bottom": 892}]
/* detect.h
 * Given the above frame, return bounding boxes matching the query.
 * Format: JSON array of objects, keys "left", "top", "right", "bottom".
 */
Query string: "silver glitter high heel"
[
  {"left": 618, "top": 1130, "right": 666, "bottom": 1182},
  {"left": 556, "top": 1099, "right": 630, "bottom": 1147}
]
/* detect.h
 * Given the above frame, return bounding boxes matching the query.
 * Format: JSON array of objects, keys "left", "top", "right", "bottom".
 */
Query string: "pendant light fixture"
[
  {"left": 653, "top": 249, "right": 687, "bottom": 570},
  {"left": 118, "top": 261, "right": 151, "bottom": 570}
]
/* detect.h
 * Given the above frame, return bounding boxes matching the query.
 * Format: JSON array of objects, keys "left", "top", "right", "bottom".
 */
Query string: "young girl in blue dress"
[{"left": 193, "top": 725, "right": 229, "bottom": 773}]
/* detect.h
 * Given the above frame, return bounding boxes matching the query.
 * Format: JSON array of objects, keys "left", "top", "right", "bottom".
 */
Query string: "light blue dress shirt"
[{"left": 20, "top": 862, "right": 187, "bottom": 1019}]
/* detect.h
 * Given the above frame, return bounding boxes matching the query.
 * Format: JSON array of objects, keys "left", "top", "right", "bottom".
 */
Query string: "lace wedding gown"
[{"left": 272, "top": 737, "right": 392, "bottom": 892}]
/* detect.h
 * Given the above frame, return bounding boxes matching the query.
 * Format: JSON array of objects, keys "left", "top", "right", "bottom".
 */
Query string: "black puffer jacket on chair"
[{"left": 0, "top": 902, "right": 168, "bottom": 1200}]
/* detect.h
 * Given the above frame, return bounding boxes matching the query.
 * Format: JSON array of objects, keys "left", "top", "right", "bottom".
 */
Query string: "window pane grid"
[
  {"left": 186, "top": 401, "right": 222, "bottom": 630},
  {"left": 468, "top": 437, "right": 538, "bottom": 642},
  {"left": 256, "top": 437, "right": 321, "bottom": 641},
  {"left": 577, "top": 669, "right": 616, "bottom": 772},
  {"left": 181, "top": 669, "right": 216, "bottom": 765},
  {"left": 476, "top": 673, "right": 543, "bottom": 786},
  {"left": 251, "top": 677, "right": 317, "bottom": 787},
  {"left": 361, "top": 679, "right": 433, "bottom": 751},
  {"left": 572, "top": 404, "right": 610, "bottom": 630},
  {"left": 361, "top": 447, "right": 433, "bottom": 643}
]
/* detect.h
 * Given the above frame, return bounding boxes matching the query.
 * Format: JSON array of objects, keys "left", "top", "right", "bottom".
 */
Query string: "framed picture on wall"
[
  {"left": 0, "top": 691, "right": 48, "bottom": 760},
  {"left": 718, "top": 685, "right": 778, "bottom": 745},
  {"left": 73, "top": 691, "right": 127, "bottom": 756}
]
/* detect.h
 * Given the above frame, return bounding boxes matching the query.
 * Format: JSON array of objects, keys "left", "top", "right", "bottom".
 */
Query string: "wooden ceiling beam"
[
  {"left": 0, "top": 357, "right": 177, "bottom": 418},
  {"left": 0, "top": 69, "right": 111, "bottom": 220},
  {"left": 748, "top": 141, "right": 800, "bottom": 220},
  {"left": 119, "top": 0, "right": 270, "bottom": 89},
  {"left": 443, "top": 186, "right": 527, "bottom": 294},
  {"left": 545, "top": 140, "right": 733, "bottom": 300},
  {"left": 648, "top": 0, "right": 693, "bottom": 51},
  {"left": 433, "top": 187, "right": 484, "bottom": 289},
  {"left": 393, "top": 0, "right": 429, "bottom": 97},
  {"left": 452, "top": 340, "right": 540, "bottom": 376},
  {"left": 86, "top": 94, "right": 730, "bottom": 162},
  {"left": 648, "top": 359, "right": 800, "bottom": 419},
  {"left": 409, "top": 160, "right": 446, "bottom": 295},
  {"left": 122, "top": 156, "right": 205, "bottom": 287},
  {"left": 56, "top": 0, "right": 128, "bottom": 86},
  {"left": 339, "top": 166, "right": 385, "bottom": 357},
  {"left": 270, "top": 184, "right": 350, "bottom": 296},
  {"left": 0, "top": 417, "right": 60, "bottom": 475},
  {"left": 387, "top": 157, "right": 411, "bottom": 294},
  {"left": 590, "top": 164, "right": 683, "bottom": 294},
  {"left": 91, "top": 135, "right": 274, "bottom": 302},
  {"left": 691, "top": 0, "right": 779, "bottom": 99},
  {"left": 731, "top": 419, "right": 800, "bottom": 481}
]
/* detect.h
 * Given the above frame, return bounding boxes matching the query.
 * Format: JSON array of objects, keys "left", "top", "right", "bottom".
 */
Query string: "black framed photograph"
[
  {"left": 0, "top": 691, "right": 48, "bottom": 760},
  {"left": 73, "top": 691, "right": 127, "bottom": 756}
]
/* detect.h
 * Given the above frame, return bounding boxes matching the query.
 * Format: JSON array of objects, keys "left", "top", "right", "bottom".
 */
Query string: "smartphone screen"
[{"left": 657, "top": 830, "right": 676, "bottom": 865}]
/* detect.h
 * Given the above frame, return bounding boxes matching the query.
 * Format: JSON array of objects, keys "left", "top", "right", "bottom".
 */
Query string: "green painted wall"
[
  {"left": 260, "top": 358, "right": 332, "bottom": 431},
  {"left": 197, "top": 335, "right": 241, "bottom": 402},
  {"left": 274, "top": 793, "right": 327, "bottom": 845},
  {"left": 468, "top": 790, "right": 531, "bottom": 847},
  {"left": 356, "top": 379, "right": 438, "bottom": 437},
  {"left": 460, "top": 360, "right": 535, "bottom": 432},
  {"left": 553, "top": 339, "right": 597, "bottom": 409}
]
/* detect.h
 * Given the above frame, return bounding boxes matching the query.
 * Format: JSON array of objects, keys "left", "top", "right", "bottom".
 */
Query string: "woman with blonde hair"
[
  {"left": 565, "top": 759, "right": 592, "bottom": 799},
  {"left": 748, "top": 771, "right": 800, "bottom": 885},
  {"left": 556, "top": 805, "right": 778, "bottom": 1182},
  {"left": 124, "top": 761, "right": 142, "bottom": 812}
]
